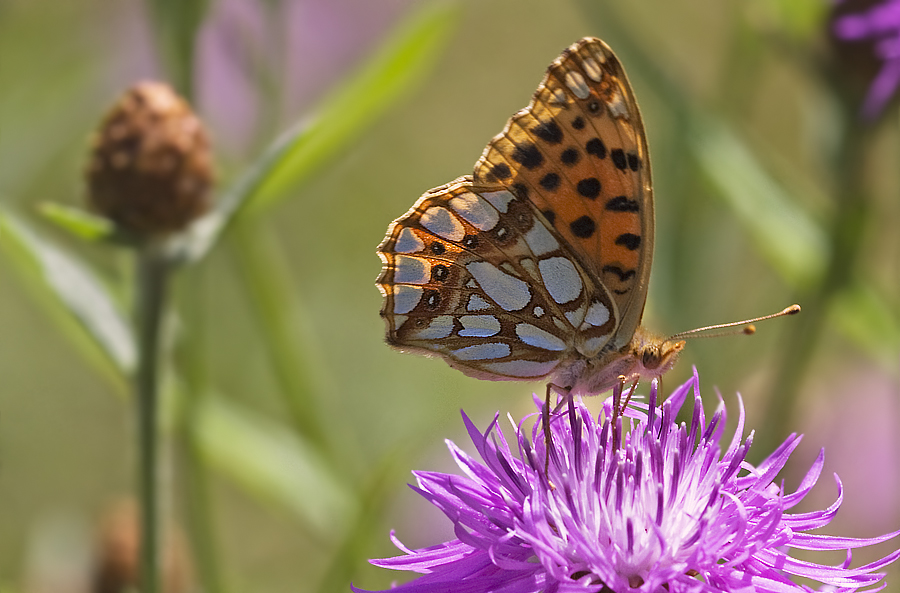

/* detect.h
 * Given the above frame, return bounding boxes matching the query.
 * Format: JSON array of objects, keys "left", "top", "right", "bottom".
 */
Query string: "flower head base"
[
  {"left": 86, "top": 82, "right": 214, "bottom": 237},
  {"left": 358, "top": 371, "right": 900, "bottom": 593}
]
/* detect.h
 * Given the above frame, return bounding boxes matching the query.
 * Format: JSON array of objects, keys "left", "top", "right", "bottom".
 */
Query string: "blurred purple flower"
[
  {"left": 357, "top": 372, "right": 900, "bottom": 593},
  {"left": 832, "top": 0, "right": 900, "bottom": 119},
  {"left": 799, "top": 366, "right": 900, "bottom": 536},
  {"left": 195, "top": 0, "right": 414, "bottom": 152}
]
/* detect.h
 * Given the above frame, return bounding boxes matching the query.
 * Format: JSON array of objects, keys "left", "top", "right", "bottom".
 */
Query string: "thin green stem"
[
  {"left": 177, "top": 269, "right": 229, "bottom": 593},
  {"left": 760, "top": 119, "right": 872, "bottom": 451},
  {"left": 145, "top": 0, "right": 208, "bottom": 98},
  {"left": 315, "top": 460, "right": 398, "bottom": 593},
  {"left": 182, "top": 404, "right": 228, "bottom": 593},
  {"left": 134, "top": 242, "right": 172, "bottom": 593},
  {"left": 229, "top": 220, "right": 330, "bottom": 455}
]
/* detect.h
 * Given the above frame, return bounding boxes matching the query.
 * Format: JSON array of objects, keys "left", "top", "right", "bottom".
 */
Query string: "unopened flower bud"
[
  {"left": 86, "top": 82, "right": 213, "bottom": 236},
  {"left": 92, "top": 499, "right": 192, "bottom": 593}
]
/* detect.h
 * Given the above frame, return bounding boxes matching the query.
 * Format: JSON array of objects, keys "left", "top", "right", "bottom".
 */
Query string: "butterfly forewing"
[
  {"left": 473, "top": 38, "right": 653, "bottom": 351},
  {"left": 377, "top": 177, "right": 618, "bottom": 380}
]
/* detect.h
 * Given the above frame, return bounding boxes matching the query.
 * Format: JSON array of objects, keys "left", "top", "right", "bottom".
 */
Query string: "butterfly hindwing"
[{"left": 377, "top": 177, "right": 619, "bottom": 380}]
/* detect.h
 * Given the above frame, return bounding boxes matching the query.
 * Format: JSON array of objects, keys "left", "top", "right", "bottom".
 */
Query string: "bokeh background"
[{"left": 2, "top": 0, "right": 899, "bottom": 591}]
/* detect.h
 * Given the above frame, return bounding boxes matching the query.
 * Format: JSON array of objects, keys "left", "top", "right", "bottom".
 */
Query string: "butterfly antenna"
[{"left": 667, "top": 304, "right": 800, "bottom": 342}]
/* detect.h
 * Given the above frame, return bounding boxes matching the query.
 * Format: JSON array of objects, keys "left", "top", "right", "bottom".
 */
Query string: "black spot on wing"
[
  {"left": 560, "top": 147, "right": 579, "bottom": 166},
  {"left": 424, "top": 290, "right": 441, "bottom": 309},
  {"left": 576, "top": 178, "right": 601, "bottom": 199},
  {"left": 602, "top": 265, "right": 636, "bottom": 281},
  {"left": 511, "top": 183, "right": 529, "bottom": 200},
  {"left": 586, "top": 138, "right": 607, "bottom": 159},
  {"left": 541, "top": 209, "right": 556, "bottom": 225},
  {"left": 512, "top": 143, "right": 544, "bottom": 170},
  {"left": 615, "top": 233, "right": 641, "bottom": 250},
  {"left": 627, "top": 153, "right": 641, "bottom": 171},
  {"left": 490, "top": 163, "right": 511, "bottom": 180},
  {"left": 532, "top": 120, "right": 564, "bottom": 144},
  {"left": 605, "top": 196, "right": 639, "bottom": 212},
  {"left": 570, "top": 216, "right": 596, "bottom": 238},
  {"left": 540, "top": 172, "right": 560, "bottom": 191},
  {"left": 611, "top": 149, "right": 627, "bottom": 170},
  {"left": 493, "top": 224, "right": 513, "bottom": 244},
  {"left": 432, "top": 264, "right": 449, "bottom": 282}
]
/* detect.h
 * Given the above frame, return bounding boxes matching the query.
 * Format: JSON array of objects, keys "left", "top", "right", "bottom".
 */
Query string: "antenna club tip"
[
  {"left": 785, "top": 304, "right": 801, "bottom": 315},
  {"left": 743, "top": 325, "right": 756, "bottom": 335}
]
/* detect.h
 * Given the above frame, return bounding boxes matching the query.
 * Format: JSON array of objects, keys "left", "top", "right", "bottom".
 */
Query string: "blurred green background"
[{"left": 1, "top": 0, "right": 899, "bottom": 592}]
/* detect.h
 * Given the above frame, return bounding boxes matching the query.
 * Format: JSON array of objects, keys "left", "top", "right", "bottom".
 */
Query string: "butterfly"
[{"left": 376, "top": 38, "right": 683, "bottom": 397}]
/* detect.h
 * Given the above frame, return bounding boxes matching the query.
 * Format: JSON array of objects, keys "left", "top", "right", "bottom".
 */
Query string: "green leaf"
[
  {"left": 228, "top": 220, "right": 331, "bottom": 448},
  {"left": 0, "top": 209, "right": 135, "bottom": 375},
  {"left": 176, "top": 117, "right": 314, "bottom": 263},
  {"left": 195, "top": 395, "right": 357, "bottom": 538},
  {"left": 831, "top": 284, "right": 900, "bottom": 368},
  {"left": 690, "top": 116, "right": 829, "bottom": 289},
  {"left": 245, "top": 0, "right": 460, "bottom": 213},
  {"left": 179, "top": 0, "right": 460, "bottom": 263},
  {"left": 38, "top": 202, "right": 115, "bottom": 242}
]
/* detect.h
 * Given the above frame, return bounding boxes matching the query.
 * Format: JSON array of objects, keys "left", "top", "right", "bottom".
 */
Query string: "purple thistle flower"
[
  {"left": 832, "top": 0, "right": 900, "bottom": 120},
  {"left": 356, "top": 371, "right": 900, "bottom": 593}
]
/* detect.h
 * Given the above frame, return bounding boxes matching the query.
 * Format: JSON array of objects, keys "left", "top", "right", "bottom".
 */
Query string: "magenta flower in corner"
[
  {"left": 356, "top": 371, "right": 900, "bottom": 593},
  {"left": 832, "top": 0, "right": 900, "bottom": 120}
]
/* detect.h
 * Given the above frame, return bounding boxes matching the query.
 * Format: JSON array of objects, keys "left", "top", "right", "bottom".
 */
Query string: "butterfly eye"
[{"left": 642, "top": 349, "right": 661, "bottom": 370}]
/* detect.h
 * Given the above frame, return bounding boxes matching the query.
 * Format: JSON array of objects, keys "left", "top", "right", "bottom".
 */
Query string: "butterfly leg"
[
  {"left": 543, "top": 382, "right": 571, "bottom": 477},
  {"left": 612, "top": 375, "right": 625, "bottom": 423},
  {"left": 617, "top": 377, "right": 640, "bottom": 417},
  {"left": 543, "top": 384, "right": 552, "bottom": 475},
  {"left": 610, "top": 375, "right": 638, "bottom": 449}
]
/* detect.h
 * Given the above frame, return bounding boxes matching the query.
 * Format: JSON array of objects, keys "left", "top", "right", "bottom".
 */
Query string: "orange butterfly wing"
[{"left": 472, "top": 38, "right": 653, "bottom": 351}]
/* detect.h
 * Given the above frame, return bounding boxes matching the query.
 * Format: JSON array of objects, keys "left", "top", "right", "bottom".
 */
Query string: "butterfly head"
[
  {"left": 559, "top": 327, "right": 684, "bottom": 397},
  {"left": 629, "top": 326, "right": 685, "bottom": 381}
]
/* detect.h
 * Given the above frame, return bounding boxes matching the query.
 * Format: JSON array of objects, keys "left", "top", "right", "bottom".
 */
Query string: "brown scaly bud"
[
  {"left": 92, "top": 499, "right": 193, "bottom": 593},
  {"left": 86, "top": 81, "right": 213, "bottom": 237}
]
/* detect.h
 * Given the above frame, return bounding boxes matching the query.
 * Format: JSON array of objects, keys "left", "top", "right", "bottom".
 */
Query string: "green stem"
[
  {"left": 135, "top": 242, "right": 172, "bottom": 593},
  {"left": 229, "top": 220, "right": 330, "bottom": 454},
  {"left": 182, "top": 405, "right": 227, "bottom": 593},
  {"left": 760, "top": 119, "right": 872, "bottom": 451},
  {"left": 178, "top": 269, "right": 229, "bottom": 593}
]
